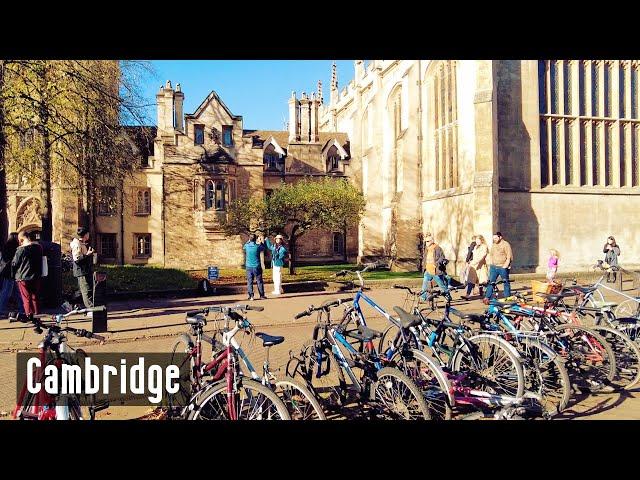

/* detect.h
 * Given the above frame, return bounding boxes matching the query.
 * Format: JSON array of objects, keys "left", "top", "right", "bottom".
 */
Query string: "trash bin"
[
  {"left": 92, "top": 271, "right": 108, "bottom": 333},
  {"left": 39, "top": 241, "right": 62, "bottom": 308}
]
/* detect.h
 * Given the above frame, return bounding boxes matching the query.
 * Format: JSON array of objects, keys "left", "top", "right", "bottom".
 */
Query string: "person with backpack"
[
  {"left": 265, "top": 234, "right": 287, "bottom": 295},
  {"left": 244, "top": 234, "right": 267, "bottom": 300},
  {"left": 12, "top": 231, "right": 43, "bottom": 316},
  {"left": 421, "top": 233, "right": 449, "bottom": 300},
  {"left": 70, "top": 227, "right": 96, "bottom": 309},
  {"left": 0, "top": 232, "right": 24, "bottom": 317}
]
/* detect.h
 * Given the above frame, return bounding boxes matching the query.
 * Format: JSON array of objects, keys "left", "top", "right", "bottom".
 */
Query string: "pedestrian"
[
  {"left": 243, "top": 234, "right": 266, "bottom": 300},
  {"left": 483, "top": 231, "right": 513, "bottom": 304},
  {"left": 460, "top": 235, "right": 477, "bottom": 292},
  {"left": 603, "top": 236, "right": 620, "bottom": 283},
  {"left": 462, "top": 234, "right": 489, "bottom": 300},
  {"left": 12, "top": 230, "right": 43, "bottom": 316},
  {"left": 421, "top": 233, "right": 449, "bottom": 300},
  {"left": 0, "top": 232, "right": 24, "bottom": 316},
  {"left": 70, "top": 227, "right": 95, "bottom": 309},
  {"left": 547, "top": 249, "right": 560, "bottom": 283},
  {"left": 265, "top": 234, "right": 287, "bottom": 295}
]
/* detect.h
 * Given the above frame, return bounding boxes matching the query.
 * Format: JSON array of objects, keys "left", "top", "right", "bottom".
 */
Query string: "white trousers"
[{"left": 272, "top": 266, "right": 283, "bottom": 294}]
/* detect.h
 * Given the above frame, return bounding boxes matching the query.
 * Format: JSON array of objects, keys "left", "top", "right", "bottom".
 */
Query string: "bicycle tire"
[
  {"left": 451, "top": 334, "right": 525, "bottom": 399},
  {"left": 388, "top": 347, "right": 452, "bottom": 420},
  {"left": 615, "top": 299, "right": 640, "bottom": 319},
  {"left": 518, "top": 338, "right": 572, "bottom": 415},
  {"left": 552, "top": 324, "right": 617, "bottom": 392},
  {"left": 590, "top": 325, "right": 640, "bottom": 390},
  {"left": 275, "top": 376, "right": 326, "bottom": 420},
  {"left": 372, "top": 367, "right": 431, "bottom": 420},
  {"left": 296, "top": 339, "right": 349, "bottom": 410},
  {"left": 168, "top": 333, "right": 196, "bottom": 417},
  {"left": 188, "top": 378, "right": 290, "bottom": 420},
  {"left": 608, "top": 317, "right": 640, "bottom": 344}
]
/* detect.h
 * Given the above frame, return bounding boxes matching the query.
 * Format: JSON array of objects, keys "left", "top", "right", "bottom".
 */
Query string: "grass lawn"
[{"left": 62, "top": 263, "right": 423, "bottom": 295}]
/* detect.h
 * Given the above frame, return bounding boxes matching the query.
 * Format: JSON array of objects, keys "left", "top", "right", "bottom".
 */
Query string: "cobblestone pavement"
[{"left": 1, "top": 284, "right": 638, "bottom": 420}]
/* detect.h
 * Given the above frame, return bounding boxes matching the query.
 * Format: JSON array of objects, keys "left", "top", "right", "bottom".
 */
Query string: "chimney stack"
[{"left": 288, "top": 91, "right": 299, "bottom": 142}]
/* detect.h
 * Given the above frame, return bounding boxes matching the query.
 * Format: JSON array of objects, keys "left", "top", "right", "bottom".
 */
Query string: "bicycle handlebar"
[
  {"left": 294, "top": 297, "right": 354, "bottom": 319},
  {"left": 8, "top": 313, "right": 106, "bottom": 342},
  {"left": 186, "top": 304, "right": 265, "bottom": 317}
]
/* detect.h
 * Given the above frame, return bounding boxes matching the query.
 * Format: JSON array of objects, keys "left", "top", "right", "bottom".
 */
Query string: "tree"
[
  {"left": 2, "top": 60, "right": 152, "bottom": 242},
  {"left": 221, "top": 177, "right": 366, "bottom": 274}
]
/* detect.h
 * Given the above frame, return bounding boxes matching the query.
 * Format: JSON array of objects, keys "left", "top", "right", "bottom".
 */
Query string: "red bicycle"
[
  {"left": 170, "top": 304, "right": 291, "bottom": 420},
  {"left": 10, "top": 307, "right": 109, "bottom": 420}
]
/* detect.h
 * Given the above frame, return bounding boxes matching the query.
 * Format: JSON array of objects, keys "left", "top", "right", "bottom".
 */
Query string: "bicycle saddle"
[
  {"left": 255, "top": 332, "right": 285, "bottom": 347},
  {"left": 346, "top": 325, "right": 382, "bottom": 342},
  {"left": 538, "top": 292, "right": 574, "bottom": 303},
  {"left": 393, "top": 306, "right": 422, "bottom": 329},
  {"left": 570, "top": 285, "right": 597, "bottom": 294},
  {"left": 449, "top": 307, "right": 485, "bottom": 324},
  {"left": 186, "top": 315, "right": 206, "bottom": 325}
]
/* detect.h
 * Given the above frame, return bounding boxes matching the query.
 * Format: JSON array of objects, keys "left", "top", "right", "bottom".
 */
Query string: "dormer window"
[
  {"left": 327, "top": 145, "right": 341, "bottom": 172},
  {"left": 263, "top": 143, "right": 284, "bottom": 172},
  {"left": 194, "top": 124, "right": 205, "bottom": 145},
  {"left": 222, "top": 125, "right": 233, "bottom": 146}
]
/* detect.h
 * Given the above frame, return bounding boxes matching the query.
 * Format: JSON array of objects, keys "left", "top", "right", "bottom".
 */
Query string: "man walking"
[
  {"left": 265, "top": 234, "right": 287, "bottom": 295},
  {"left": 243, "top": 234, "right": 266, "bottom": 300},
  {"left": 483, "top": 231, "right": 513, "bottom": 304},
  {"left": 70, "top": 227, "right": 95, "bottom": 309},
  {"left": 421, "top": 233, "right": 449, "bottom": 299}
]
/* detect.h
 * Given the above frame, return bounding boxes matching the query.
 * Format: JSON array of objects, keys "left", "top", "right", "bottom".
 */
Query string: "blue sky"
[{"left": 138, "top": 60, "right": 356, "bottom": 130}]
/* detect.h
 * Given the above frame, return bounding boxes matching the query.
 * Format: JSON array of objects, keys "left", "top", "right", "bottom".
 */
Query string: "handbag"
[{"left": 42, "top": 255, "right": 49, "bottom": 277}]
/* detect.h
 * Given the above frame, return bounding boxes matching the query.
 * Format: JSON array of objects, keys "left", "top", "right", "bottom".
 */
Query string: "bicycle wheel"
[
  {"left": 552, "top": 324, "right": 616, "bottom": 392},
  {"left": 591, "top": 325, "right": 640, "bottom": 390},
  {"left": 518, "top": 338, "right": 571, "bottom": 415},
  {"left": 293, "top": 339, "right": 348, "bottom": 410},
  {"left": 188, "top": 379, "right": 290, "bottom": 420},
  {"left": 275, "top": 376, "right": 326, "bottom": 420},
  {"left": 451, "top": 334, "right": 525, "bottom": 399},
  {"left": 67, "top": 348, "right": 96, "bottom": 420},
  {"left": 609, "top": 317, "right": 640, "bottom": 344},
  {"left": 388, "top": 348, "right": 452, "bottom": 420},
  {"left": 615, "top": 299, "right": 640, "bottom": 319},
  {"left": 372, "top": 367, "right": 431, "bottom": 420},
  {"left": 377, "top": 324, "right": 420, "bottom": 357},
  {"left": 168, "top": 333, "right": 196, "bottom": 417}
]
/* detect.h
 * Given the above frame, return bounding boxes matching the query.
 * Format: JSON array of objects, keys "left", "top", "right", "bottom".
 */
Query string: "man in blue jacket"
[
  {"left": 265, "top": 234, "right": 287, "bottom": 295},
  {"left": 243, "top": 234, "right": 266, "bottom": 300}
]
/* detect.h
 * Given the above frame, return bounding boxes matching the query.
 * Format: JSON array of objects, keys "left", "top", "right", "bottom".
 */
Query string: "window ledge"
[{"left": 134, "top": 212, "right": 151, "bottom": 217}]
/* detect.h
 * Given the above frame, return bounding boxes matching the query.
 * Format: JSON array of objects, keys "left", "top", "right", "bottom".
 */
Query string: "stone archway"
[{"left": 16, "top": 197, "right": 42, "bottom": 233}]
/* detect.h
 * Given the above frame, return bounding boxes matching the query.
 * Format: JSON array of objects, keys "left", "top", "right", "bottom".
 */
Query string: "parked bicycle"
[
  {"left": 169, "top": 303, "right": 324, "bottom": 420},
  {"left": 10, "top": 307, "right": 110, "bottom": 420},
  {"left": 288, "top": 298, "right": 432, "bottom": 420}
]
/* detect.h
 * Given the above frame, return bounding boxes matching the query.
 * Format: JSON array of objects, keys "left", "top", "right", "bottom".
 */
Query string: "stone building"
[
  {"left": 319, "top": 60, "right": 640, "bottom": 273},
  {"left": 6, "top": 80, "right": 356, "bottom": 270}
]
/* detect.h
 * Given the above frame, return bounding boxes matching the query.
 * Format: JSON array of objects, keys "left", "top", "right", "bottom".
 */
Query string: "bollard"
[{"left": 92, "top": 271, "right": 108, "bottom": 333}]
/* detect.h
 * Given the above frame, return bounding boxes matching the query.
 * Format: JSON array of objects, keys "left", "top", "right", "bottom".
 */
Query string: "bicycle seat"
[
  {"left": 449, "top": 307, "right": 485, "bottom": 324},
  {"left": 571, "top": 286, "right": 597, "bottom": 294},
  {"left": 186, "top": 315, "right": 206, "bottom": 325},
  {"left": 616, "top": 317, "right": 639, "bottom": 324},
  {"left": 393, "top": 306, "right": 422, "bottom": 329},
  {"left": 346, "top": 325, "right": 382, "bottom": 342},
  {"left": 255, "top": 332, "right": 285, "bottom": 347}
]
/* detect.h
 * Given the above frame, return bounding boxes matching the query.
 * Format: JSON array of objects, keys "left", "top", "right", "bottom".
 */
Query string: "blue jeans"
[
  {"left": 246, "top": 267, "right": 265, "bottom": 298},
  {"left": 0, "top": 277, "right": 24, "bottom": 316},
  {"left": 484, "top": 265, "right": 511, "bottom": 299},
  {"left": 421, "top": 271, "right": 449, "bottom": 299}
]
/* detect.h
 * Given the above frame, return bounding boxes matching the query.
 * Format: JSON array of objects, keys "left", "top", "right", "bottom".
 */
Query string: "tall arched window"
[
  {"left": 430, "top": 60, "right": 458, "bottom": 191},
  {"left": 389, "top": 86, "right": 403, "bottom": 143},
  {"left": 205, "top": 180, "right": 226, "bottom": 211}
]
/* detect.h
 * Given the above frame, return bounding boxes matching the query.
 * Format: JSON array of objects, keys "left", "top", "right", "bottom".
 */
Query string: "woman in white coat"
[{"left": 462, "top": 235, "right": 489, "bottom": 300}]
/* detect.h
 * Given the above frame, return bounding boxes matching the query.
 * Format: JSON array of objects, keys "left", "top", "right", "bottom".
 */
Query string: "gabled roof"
[
  {"left": 242, "top": 130, "right": 349, "bottom": 152},
  {"left": 263, "top": 135, "right": 286, "bottom": 156},
  {"left": 186, "top": 91, "right": 242, "bottom": 122},
  {"left": 322, "top": 138, "right": 349, "bottom": 159}
]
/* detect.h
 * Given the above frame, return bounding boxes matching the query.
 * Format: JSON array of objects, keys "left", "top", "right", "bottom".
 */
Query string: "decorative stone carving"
[
  {"left": 16, "top": 198, "right": 42, "bottom": 230},
  {"left": 474, "top": 89, "right": 493, "bottom": 104}
]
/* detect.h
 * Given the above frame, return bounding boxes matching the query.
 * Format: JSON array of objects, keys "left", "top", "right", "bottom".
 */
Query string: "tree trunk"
[
  {"left": 0, "top": 60, "right": 8, "bottom": 246},
  {"left": 288, "top": 233, "right": 297, "bottom": 275},
  {"left": 40, "top": 134, "right": 53, "bottom": 242}
]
